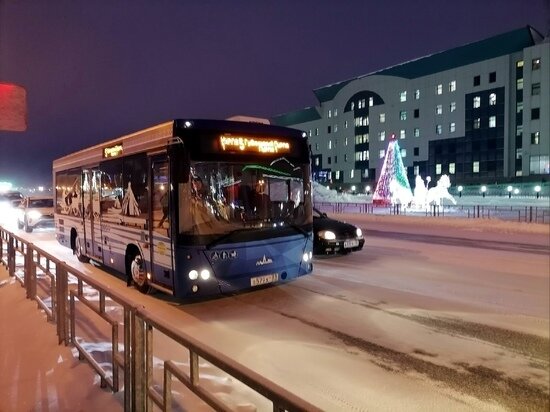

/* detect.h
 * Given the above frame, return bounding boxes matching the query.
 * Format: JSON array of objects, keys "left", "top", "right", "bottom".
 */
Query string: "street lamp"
[
  {"left": 481, "top": 185, "right": 487, "bottom": 198},
  {"left": 535, "top": 185, "right": 541, "bottom": 199},
  {"left": 457, "top": 185, "right": 463, "bottom": 198},
  {"left": 514, "top": 188, "right": 520, "bottom": 195},
  {"left": 365, "top": 185, "right": 371, "bottom": 195},
  {"left": 507, "top": 185, "right": 513, "bottom": 198},
  {"left": 351, "top": 185, "right": 356, "bottom": 194}
]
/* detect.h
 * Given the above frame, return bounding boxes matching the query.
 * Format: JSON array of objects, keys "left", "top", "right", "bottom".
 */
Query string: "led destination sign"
[
  {"left": 219, "top": 135, "right": 290, "bottom": 154},
  {"left": 103, "top": 143, "right": 123, "bottom": 158}
]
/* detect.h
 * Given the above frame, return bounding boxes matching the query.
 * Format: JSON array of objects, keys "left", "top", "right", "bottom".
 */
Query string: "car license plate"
[
  {"left": 344, "top": 239, "right": 359, "bottom": 248},
  {"left": 251, "top": 273, "right": 279, "bottom": 287}
]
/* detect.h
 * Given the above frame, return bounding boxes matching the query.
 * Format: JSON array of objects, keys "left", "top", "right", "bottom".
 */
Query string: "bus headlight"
[
  {"left": 188, "top": 270, "right": 198, "bottom": 280},
  {"left": 200, "top": 269, "right": 211, "bottom": 280},
  {"left": 318, "top": 230, "right": 336, "bottom": 240},
  {"left": 356, "top": 228, "right": 363, "bottom": 237}
]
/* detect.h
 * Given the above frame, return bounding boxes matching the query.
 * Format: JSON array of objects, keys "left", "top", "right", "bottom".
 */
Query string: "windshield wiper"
[{"left": 206, "top": 228, "right": 251, "bottom": 249}]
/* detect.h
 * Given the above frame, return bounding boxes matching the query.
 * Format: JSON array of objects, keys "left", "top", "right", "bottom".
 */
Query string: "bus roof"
[{"left": 53, "top": 119, "right": 306, "bottom": 172}]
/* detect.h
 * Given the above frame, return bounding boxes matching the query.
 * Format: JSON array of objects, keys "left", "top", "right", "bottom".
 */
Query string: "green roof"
[
  {"left": 271, "top": 106, "right": 321, "bottom": 127},
  {"left": 313, "top": 26, "right": 542, "bottom": 102}
]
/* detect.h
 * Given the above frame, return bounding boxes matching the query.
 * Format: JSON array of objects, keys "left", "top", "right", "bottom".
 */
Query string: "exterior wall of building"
[{"left": 274, "top": 30, "right": 549, "bottom": 191}]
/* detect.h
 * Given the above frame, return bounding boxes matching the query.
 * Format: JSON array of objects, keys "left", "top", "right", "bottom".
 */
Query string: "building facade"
[{"left": 272, "top": 26, "right": 549, "bottom": 192}]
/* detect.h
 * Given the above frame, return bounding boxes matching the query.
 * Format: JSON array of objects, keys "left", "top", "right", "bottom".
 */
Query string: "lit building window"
[
  {"left": 473, "top": 96, "right": 481, "bottom": 108},
  {"left": 400, "top": 91, "right": 407, "bottom": 102},
  {"left": 516, "top": 60, "right": 524, "bottom": 68},
  {"left": 328, "top": 140, "right": 332, "bottom": 149},
  {"left": 315, "top": 158, "right": 320, "bottom": 166},
  {"left": 334, "top": 108, "right": 338, "bottom": 117},
  {"left": 334, "top": 124, "right": 338, "bottom": 132},
  {"left": 489, "top": 93, "right": 497, "bottom": 105},
  {"left": 363, "top": 169, "right": 369, "bottom": 178},
  {"left": 351, "top": 102, "right": 355, "bottom": 110},
  {"left": 531, "top": 131, "right": 540, "bottom": 145},
  {"left": 516, "top": 148, "right": 522, "bottom": 159},
  {"left": 400, "top": 129, "right": 406, "bottom": 139},
  {"left": 414, "top": 89, "right": 420, "bottom": 99},
  {"left": 530, "top": 155, "right": 550, "bottom": 174},
  {"left": 401, "top": 148, "right": 407, "bottom": 158},
  {"left": 473, "top": 161, "right": 480, "bottom": 173},
  {"left": 516, "top": 125, "right": 523, "bottom": 137},
  {"left": 414, "top": 165, "right": 419, "bottom": 175},
  {"left": 379, "top": 113, "right": 385, "bottom": 123},
  {"left": 379, "top": 131, "right": 386, "bottom": 141},
  {"left": 345, "top": 137, "right": 348, "bottom": 146},
  {"left": 489, "top": 116, "right": 496, "bottom": 128},
  {"left": 400, "top": 110, "right": 407, "bottom": 120},
  {"left": 315, "top": 143, "right": 319, "bottom": 151},
  {"left": 516, "top": 102, "right": 523, "bottom": 114},
  {"left": 315, "top": 128, "right": 319, "bottom": 136},
  {"left": 516, "top": 170, "right": 523, "bottom": 177},
  {"left": 516, "top": 78, "right": 524, "bottom": 90},
  {"left": 350, "top": 169, "right": 354, "bottom": 178},
  {"left": 436, "top": 124, "right": 442, "bottom": 135},
  {"left": 450, "top": 102, "right": 456, "bottom": 112},
  {"left": 436, "top": 104, "right": 443, "bottom": 115},
  {"left": 369, "top": 97, "right": 374, "bottom": 107},
  {"left": 335, "top": 170, "right": 340, "bottom": 179},
  {"left": 449, "top": 122, "right": 456, "bottom": 133},
  {"left": 449, "top": 80, "right": 456, "bottom": 92},
  {"left": 436, "top": 164, "right": 442, "bottom": 174},
  {"left": 328, "top": 109, "right": 332, "bottom": 118},
  {"left": 473, "top": 118, "right": 481, "bottom": 129},
  {"left": 379, "top": 149, "right": 385, "bottom": 159},
  {"left": 414, "top": 128, "right": 420, "bottom": 137},
  {"left": 532, "top": 58, "right": 541, "bottom": 70},
  {"left": 449, "top": 163, "right": 455, "bottom": 174},
  {"left": 344, "top": 120, "right": 348, "bottom": 128},
  {"left": 436, "top": 84, "right": 443, "bottom": 95}
]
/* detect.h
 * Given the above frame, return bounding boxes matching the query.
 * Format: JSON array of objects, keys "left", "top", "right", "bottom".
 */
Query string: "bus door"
[
  {"left": 81, "top": 169, "right": 104, "bottom": 262},
  {"left": 150, "top": 156, "right": 174, "bottom": 289}
]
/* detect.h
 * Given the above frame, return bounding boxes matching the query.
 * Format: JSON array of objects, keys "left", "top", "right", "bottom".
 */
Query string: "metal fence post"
[
  {"left": 8, "top": 235, "right": 15, "bottom": 277},
  {"left": 133, "top": 313, "right": 146, "bottom": 411},
  {"left": 56, "top": 264, "right": 69, "bottom": 345},
  {"left": 25, "top": 243, "right": 36, "bottom": 299}
]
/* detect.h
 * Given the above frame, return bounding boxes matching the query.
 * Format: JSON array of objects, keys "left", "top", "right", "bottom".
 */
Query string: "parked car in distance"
[
  {"left": 313, "top": 207, "right": 364, "bottom": 255},
  {"left": 17, "top": 196, "right": 54, "bottom": 232}
]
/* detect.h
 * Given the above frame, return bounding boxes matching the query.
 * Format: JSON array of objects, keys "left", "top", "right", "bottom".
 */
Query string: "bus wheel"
[
  {"left": 74, "top": 235, "right": 89, "bottom": 263},
  {"left": 130, "top": 252, "right": 151, "bottom": 294}
]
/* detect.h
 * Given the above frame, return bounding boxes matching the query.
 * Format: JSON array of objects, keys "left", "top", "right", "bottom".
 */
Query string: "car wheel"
[
  {"left": 129, "top": 251, "right": 151, "bottom": 294},
  {"left": 74, "top": 235, "right": 89, "bottom": 263},
  {"left": 24, "top": 222, "right": 33, "bottom": 233}
]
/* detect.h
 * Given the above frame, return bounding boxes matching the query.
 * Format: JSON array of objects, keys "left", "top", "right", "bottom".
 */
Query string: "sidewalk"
[{"left": 0, "top": 265, "right": 121, "bottom": 412}]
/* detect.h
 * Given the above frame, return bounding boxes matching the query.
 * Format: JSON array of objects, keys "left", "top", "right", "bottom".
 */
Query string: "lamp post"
[
  {"left": 507, "top": 185, "right": 513, "bottom": 198},
  {"left": 457, "top": 185, "right": 463, "bottom": 198},
  {"left": 365, "top": 185, "right": 371, "bottom": 195},
  {"left": 481, "top": 185, "right": 487, "bottom": 198},
  {"left": 535, "top": 185, "right": 541, "bottom": 199},
  {"left": 351, "top": 185, "right": 356, "bottom": 195},
  {"left": 514, "top": 188, "right": 519, "bottom": 195}
]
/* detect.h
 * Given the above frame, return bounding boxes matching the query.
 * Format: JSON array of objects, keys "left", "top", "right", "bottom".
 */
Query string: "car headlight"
[
  {"left": 318, "top": 230, "right": 336, "bottom": 240},
  {"left": 28, "top": 210, "right": 42, "bottom": 219},
  {"left": 356, "top": 228, "right": 363, "bottom": 237}
]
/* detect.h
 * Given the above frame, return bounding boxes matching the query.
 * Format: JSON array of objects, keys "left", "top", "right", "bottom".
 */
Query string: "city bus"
[{"left": 53, "top": 119, "right": 314, "bottom": 298}]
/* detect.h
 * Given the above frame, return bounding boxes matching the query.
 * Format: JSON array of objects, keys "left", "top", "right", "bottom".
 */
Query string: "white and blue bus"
[{"left": 53, "top": 119, "right": 313, "bottom": 298}]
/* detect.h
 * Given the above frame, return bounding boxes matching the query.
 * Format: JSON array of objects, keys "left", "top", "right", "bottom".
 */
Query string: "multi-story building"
[{"left": 272, "top": 26, "right": 549, "bottom": 191}]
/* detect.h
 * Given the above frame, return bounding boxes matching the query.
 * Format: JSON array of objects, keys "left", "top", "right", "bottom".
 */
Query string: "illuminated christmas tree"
[{"left": 373, "top": 136, "right": 413, "bottom": 206}]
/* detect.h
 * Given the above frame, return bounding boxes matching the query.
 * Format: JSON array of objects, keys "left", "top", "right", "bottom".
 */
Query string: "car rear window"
[{"left": 29, "top": 199, "right": 53, "bottom": 208}]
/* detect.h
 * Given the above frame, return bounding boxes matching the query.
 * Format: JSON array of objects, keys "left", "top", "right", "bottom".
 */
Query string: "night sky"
[{"left": 0, "top": 0, "right": 548, "bottom": 186}]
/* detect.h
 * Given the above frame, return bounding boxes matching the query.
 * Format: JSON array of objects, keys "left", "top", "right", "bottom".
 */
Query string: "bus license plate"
[
  {"left": 344, "top": 239, "right": 359, "bottom": 249},
  {"left": 251, "top": 273, "right": 279, "bottom": 287}
]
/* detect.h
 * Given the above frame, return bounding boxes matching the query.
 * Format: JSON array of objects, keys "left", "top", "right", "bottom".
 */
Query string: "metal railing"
[
  {"left": 0, "top": 226, "right": 321, "bottom": 412},
  {"left": 314, "top": 201, "right": 549, "bottom": 223}
]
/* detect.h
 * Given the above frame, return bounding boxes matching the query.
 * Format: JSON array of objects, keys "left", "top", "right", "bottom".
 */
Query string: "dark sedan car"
[{"left": 313, "top": 207, "right": 364, "bottom": 255}]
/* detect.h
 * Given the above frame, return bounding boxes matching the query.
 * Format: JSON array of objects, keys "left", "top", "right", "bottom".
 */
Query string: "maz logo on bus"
[{"left": 219, "top": 135, "right": 290, "bottom": 154}]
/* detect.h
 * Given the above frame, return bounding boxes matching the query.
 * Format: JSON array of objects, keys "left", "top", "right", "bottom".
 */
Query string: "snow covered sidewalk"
[{"left": 0, "top": 265, "right": 121, "bottom": 412}]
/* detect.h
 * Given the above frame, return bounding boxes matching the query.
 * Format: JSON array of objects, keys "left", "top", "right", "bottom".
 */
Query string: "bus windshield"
[{"left": 177, "top": 158, "right": 312, "bottom": 244}]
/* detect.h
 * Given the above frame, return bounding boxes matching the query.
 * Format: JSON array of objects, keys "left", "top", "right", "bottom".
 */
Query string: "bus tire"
[
  {"left": 73, "top": 232, "right": 89, "bottom": 263},
  {"left": 127, "top": 247, "right": 150, "bottom": 294}
]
